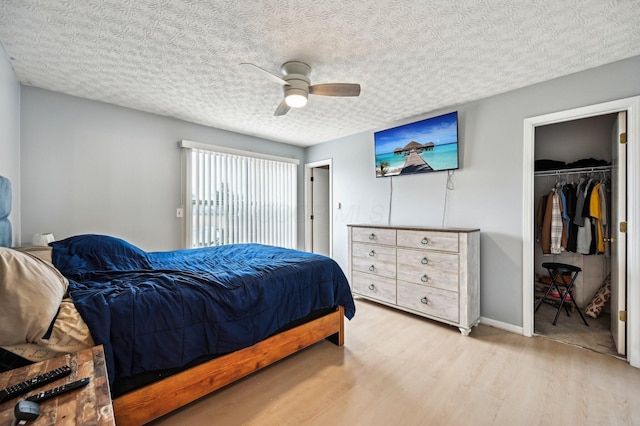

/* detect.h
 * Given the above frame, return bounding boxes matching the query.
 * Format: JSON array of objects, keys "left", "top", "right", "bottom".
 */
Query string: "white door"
[
  {"left": 311, "top": 167, "right": 330, "bottom": 256},
  {"left": 611, "top": 111, "right": 627, "bottom": 355}
]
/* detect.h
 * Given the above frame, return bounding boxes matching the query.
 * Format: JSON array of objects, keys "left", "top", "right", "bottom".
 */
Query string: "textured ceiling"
[{"left": 1, "top": 0, "right": 639, "bottom": 147}]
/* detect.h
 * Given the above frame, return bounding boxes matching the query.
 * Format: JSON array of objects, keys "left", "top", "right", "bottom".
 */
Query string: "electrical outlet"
[{"left": 176, "top": 208, "right": 183, "bottom": 218}]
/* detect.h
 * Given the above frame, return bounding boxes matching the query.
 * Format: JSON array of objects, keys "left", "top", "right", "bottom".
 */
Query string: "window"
[{"left": 180, "top": 140, "right": 298, "bottom": 249}]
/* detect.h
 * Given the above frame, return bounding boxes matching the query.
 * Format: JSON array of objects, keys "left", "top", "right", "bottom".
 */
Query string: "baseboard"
[{"left": 479, "top": 316, "right": 524, "bottom": 335}]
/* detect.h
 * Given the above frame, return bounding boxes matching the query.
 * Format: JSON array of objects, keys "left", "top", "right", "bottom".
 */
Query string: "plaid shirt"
[{"left": 550, "top": 190, "right": 563, "bottom": 254}]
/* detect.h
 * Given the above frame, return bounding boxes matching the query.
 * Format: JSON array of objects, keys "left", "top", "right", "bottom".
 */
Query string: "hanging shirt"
[
  {"left": 565, "top": 183, "right": 578, "bottom": 252},
  {"left": 589, "top": 183, "right": 604, "bottom": 253},
  {"left": 559, "top": 185, "right": 569, "bottom": 248},
  {"left": 550, "top": 190, "right": 563, "bottom": 254},
  {"left": 540, "top": 190, "right": 554, "bottom": 255},
  {"left": 573, "top": 179, "right": 587, "bottom": 227},
  {"left": 537, "top": 194, "right": 547, "bottom": 246},
  {"left": 576, "top": 219, "right": 593, "bottom": 254},
  {"left": 599, "top": 182, "right": 608, "bottom": 228},
  {"left": 576, "top": 181, "right": 594, "bottom": 255},
  {"left": 601, "top": 182, "right": 611, "bottom": 257}
]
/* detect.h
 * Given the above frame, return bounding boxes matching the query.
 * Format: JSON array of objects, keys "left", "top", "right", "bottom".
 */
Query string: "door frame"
[
  {"left": 304, "top": 159, "right": 333, "bottom": 256},
  {"left": 521, "top": 96, "right": 640, "bottom": 368}
]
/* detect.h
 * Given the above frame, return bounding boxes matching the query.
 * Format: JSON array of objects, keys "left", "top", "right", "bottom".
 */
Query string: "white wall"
[
  {"left": 306, "top": 55, "right": 640, "bottom": 326},
  {"left": 20, "top": 88, "right": 306, "bottom": 251},
  {"left": 0, "top": 45, "right": 21, "bottom": 245}
]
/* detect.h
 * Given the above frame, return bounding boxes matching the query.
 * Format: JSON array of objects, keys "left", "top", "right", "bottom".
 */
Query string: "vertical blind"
[{"left": 181, "top": 141, "right": 298, "bottom": 249}]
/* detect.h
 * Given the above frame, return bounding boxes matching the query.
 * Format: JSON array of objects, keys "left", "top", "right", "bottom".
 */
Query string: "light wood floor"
[{"left": 151, "top": 299, "right": 640, "bottom": 426}]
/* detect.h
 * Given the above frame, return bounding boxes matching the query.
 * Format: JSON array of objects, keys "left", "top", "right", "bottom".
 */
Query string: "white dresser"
[{"left": 348, "top": 225, "right": 480, "bottom": 335}]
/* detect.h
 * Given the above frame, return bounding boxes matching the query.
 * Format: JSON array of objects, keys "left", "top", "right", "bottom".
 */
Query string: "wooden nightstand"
[{"left": 0, "top": 346, "right": 114, "bottom": 425}]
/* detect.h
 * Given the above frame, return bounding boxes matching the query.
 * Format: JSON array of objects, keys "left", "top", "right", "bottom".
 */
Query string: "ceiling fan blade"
[
  {"left": 241, "top": 63, "right": 289, "bottom": 86},
  {"left": 274, "top": 100, "right": 290, "bottom": 116},
  {"left": 309, "top": 83, "right": 361, "bottom": 97}
]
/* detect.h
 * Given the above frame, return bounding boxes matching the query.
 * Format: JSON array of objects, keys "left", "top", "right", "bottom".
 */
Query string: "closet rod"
[{"left": 534, "top": 165, "right": 611, "bottom": 177}]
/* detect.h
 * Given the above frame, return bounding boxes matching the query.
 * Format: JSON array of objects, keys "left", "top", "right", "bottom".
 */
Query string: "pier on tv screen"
[{"left": 374, "top": 111, "right": 459, "bottom": 177}]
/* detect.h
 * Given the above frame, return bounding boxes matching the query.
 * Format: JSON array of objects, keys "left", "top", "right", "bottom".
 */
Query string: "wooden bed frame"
[{"left": 112, "top": 306, "right": 345, "bottom": 425}]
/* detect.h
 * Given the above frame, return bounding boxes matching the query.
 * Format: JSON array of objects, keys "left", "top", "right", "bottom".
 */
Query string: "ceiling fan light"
[
  {"left": 285, "top": 94, "right": 307, "bottom": 108},
  {"left": 284, "top": 89, "right": 308, "bottom": 108}
]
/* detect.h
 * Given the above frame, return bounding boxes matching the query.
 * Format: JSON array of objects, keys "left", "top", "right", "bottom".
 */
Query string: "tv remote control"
[
  {"left": 25, "top": 377, "right": 90, "bottom": 403},
  {"left": 0, "top": 365, "right": 72, "bottom": 403}
]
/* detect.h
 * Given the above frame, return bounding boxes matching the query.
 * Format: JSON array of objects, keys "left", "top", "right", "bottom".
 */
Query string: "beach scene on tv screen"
[{"left": 375, "top": 112, "right": 458, "bottom": 177}]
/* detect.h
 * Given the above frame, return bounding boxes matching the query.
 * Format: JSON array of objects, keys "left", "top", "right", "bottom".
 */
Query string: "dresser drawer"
[
  {"left": 352, "top": 227, "right": 396, "bottom": 246},
  {"left": 352, "top": 271, "right": 396, "bottom": 304},
  {"left": 396, "top": 248, "right": 459, "bottom": 292},
  {"left": 352, "top": 243, "right": 396, "bottom": 278},
  {"left": 397, "top": 281, "right": 459, "bottom": 323},
  {"left": 397, "top": 229, "right": 459, "bottom": 253}
]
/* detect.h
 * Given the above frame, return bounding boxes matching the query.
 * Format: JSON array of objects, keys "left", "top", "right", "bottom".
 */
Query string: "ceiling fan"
[{"left": 241, "top": 61, "right": 361, "bottom": 116}]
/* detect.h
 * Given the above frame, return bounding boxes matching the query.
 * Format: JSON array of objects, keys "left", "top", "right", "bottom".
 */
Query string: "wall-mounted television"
[{"left": 374, "top": 111, "right": 459, "bottom": 177}]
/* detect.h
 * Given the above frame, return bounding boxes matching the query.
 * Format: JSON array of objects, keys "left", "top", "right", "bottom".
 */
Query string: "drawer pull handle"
[
  {"left": 421, "top": 297, "right": 429, "bottom": 305},
  {"left": 369, "top": 284, "right": 375, "bottom": 290},
  {"left": 369, "top": 265, "right": 375, "bottom": 272},
  {"left": 421, "top": 274, "right": 429, "bottom": 282},
  {"left": 369, "top": 233, "right": 376, "bottom": 240},
  {"left": 369, "top": 250, "right": 376, "bottom": 256},
  {"left": 421, "top": 237, "right": 429, "bottom": 245},
  {"left": 421, "top": 257, "right": 428, "bottom": 265}
]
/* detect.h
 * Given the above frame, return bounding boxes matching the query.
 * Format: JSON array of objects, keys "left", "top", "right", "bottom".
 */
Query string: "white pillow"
[{"left": 0, "top": 248, "right": 68, "bottom": 345}]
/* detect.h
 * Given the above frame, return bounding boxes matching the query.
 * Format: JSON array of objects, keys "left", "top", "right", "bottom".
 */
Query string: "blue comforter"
[{"left": 51, "top": 235, "right": 355, "bottom": 384}]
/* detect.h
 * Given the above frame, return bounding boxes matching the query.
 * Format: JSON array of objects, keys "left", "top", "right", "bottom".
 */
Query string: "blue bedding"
[{"left": 51, "top": 235, "right": 355, "bottom": 384}]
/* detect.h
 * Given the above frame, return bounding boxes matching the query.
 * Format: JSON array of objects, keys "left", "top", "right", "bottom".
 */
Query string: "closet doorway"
[
  {"left": 533, "top": 113, "right": 622, "bottom": 357},
  {"left": 522, "top": 96, "right": 640, "bottom": 368}
]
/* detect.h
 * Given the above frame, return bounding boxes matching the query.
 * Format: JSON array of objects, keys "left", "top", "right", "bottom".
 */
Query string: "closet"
[{"left": 533, "top": 113, "right": 626, "bottom": 357}]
